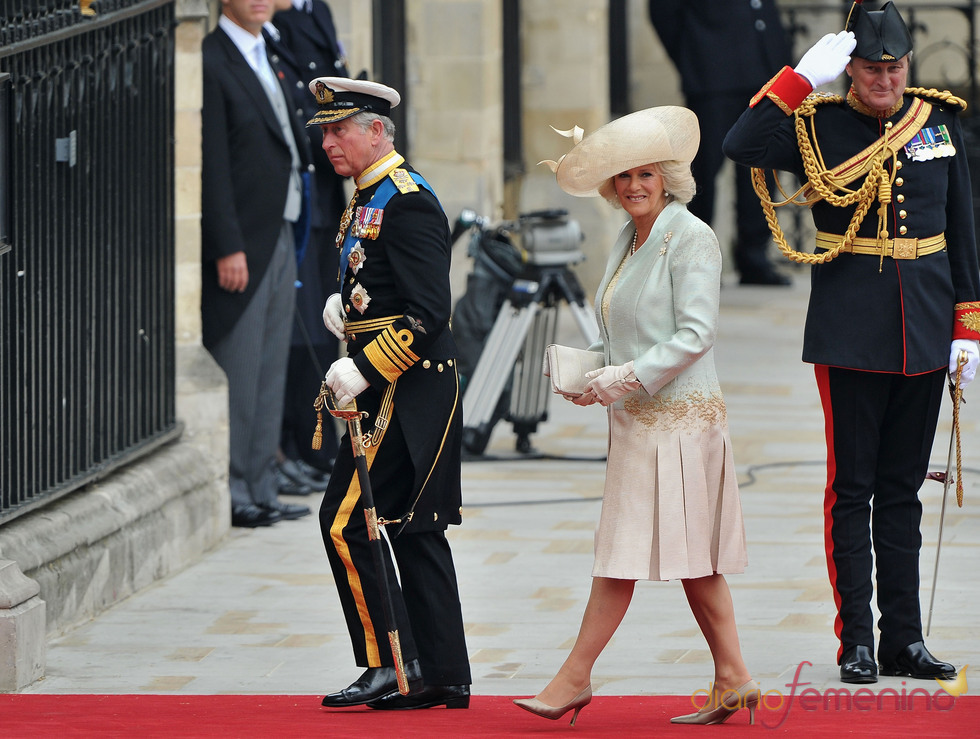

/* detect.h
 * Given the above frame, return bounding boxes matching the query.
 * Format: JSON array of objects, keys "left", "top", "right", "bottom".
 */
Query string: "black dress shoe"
[
  {"left": 280, "top": 458, "right": 331, "bottom": 490},
  {"left": 274, "top": 466, "right": 314, "bottom": 496},
  {"left": 321, "top": 659, "right": 422, "bottom": 707},
  {"left": 840, "top": 645, "right": 878, "bottom": 684},
  {"left": 739, "top": 267, "right": 792, "bottom": 286},
  {"left": 879, "top": 641, "right": 956, "bottom": 680},
  {"left": 367, "top": 683, "right": 470, "bottom": 710},
  {"left": 231, "top": 504, "right": 281, "bottom": 528},
  {"left": 258, "top": 500, "right": 311, "bottom": 520}
]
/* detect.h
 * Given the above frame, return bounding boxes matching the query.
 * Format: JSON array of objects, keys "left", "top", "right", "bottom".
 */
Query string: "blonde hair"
[{"left": 598, "top": 160, "right": 696, "bottom": 208}]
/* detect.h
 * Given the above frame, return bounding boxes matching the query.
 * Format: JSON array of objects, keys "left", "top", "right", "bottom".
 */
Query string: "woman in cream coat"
[{"left": 514, "top": 107, "right": 757, "bottom": 727}]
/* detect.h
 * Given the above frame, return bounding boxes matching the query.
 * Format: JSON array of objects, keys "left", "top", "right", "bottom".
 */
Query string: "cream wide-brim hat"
[{"left": 544, "top": 106, "right": 700, "bottom": 198}]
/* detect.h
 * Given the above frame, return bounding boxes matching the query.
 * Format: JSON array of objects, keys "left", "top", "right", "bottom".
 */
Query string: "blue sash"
[{"left": 339, "top": 172, "right": 439, "bottom": 273}]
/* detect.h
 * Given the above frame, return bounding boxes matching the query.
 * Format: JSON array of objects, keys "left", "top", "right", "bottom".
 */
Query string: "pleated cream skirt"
[{"left": 592, "top": 406, "right": 747, "bottom": 581}]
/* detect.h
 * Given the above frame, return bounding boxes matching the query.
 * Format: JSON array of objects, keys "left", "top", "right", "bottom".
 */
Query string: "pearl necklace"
[{"left": 629, "top": 230, "right": 639, "bottom": 256}]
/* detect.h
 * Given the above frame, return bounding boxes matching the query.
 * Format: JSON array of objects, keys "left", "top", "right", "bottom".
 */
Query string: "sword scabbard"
[{"left": 388, "top": 630, "right": 410, "bottom": 695}]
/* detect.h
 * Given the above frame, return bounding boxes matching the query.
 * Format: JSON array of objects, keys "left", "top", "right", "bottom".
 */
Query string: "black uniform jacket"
[
  {"left": 340, "top": 158, "right": 462, "bottom": 532},
  {"left": 201, "top": 27, "right": 312, "bottom": 350},
  {"left": 725, "top": 88, "right": 980, "bottom": 374},
  {"left": 649, "top": 0, "right": 791, "bottom": 97}
]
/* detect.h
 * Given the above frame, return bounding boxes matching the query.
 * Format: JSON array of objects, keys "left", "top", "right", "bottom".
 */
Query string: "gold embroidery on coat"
[{"left": 624, "top": 389, "right": 728, "bottom": 433}]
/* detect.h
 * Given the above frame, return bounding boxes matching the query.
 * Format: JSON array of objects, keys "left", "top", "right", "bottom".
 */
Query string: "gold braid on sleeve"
[{"left": 750, "top": 93, "right": 890, "bottom": 265}]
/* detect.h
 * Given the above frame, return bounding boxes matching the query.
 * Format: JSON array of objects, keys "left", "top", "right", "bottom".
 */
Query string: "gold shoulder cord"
[
  {"left": 750, "top": 93, "right": 890, "bottom": 265},
  {"left": 752, "top": 88, "right": 965, "bottom": 266}
]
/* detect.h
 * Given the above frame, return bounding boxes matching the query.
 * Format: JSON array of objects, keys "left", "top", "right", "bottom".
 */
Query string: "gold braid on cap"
[{"left": 751, "top": 87, "right": 967, "bottom": 266}]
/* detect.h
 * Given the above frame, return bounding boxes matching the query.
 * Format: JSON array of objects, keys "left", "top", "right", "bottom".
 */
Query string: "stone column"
[
  {"left": 175, "top": 0, "right": 231, "bottom": 523},
  {"left": 403, "top": 0, "right": 505, "bottom": 297},
  {"left": 0, "top": 559, "right": 45, "bottom": 692},
  {"left": 519, "top": 0, "right": 614, "bottom": 295}
]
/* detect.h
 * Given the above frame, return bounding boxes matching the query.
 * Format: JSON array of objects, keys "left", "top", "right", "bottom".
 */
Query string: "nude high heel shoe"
[
  {"left": 670, "top": 679, "right": 761, "bottom": 725},
  {"left": 513, "top": 686, "right": 592, "bottom": 726}
]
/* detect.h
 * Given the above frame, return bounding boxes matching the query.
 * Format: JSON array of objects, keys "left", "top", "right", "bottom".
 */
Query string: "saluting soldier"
[
  {"left": 311, "top": 77, "right": 471, "bottom": 710},
  {"left": 723, "top": 2, "right": 980, "bottom": 684}
]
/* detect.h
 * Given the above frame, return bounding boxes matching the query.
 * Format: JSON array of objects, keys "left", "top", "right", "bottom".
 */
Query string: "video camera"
[
  {"left": 452, "top": 208, "right": 584, "bottom": 268},
  {"left": 514, "top": 209, "right": 584, "bottom": 266}
]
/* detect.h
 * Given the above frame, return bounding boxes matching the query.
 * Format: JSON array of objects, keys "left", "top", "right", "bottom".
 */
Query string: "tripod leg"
[
  {"left": 553, "top": 267, "right": 599, "bottom": 345},
  {"left": 462, "top": 299, "right": 539, "bottom": 454},
  {"left": 567, "top": 300, "right": 599, "bottom": 345},
  {"left": 509, "top": 304, "right": 558, "bottom": 453}
]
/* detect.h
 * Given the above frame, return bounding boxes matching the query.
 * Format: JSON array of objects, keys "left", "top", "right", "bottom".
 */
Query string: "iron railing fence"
[{"left": 0, "top": 0, "right": 178, "bottom": 523}]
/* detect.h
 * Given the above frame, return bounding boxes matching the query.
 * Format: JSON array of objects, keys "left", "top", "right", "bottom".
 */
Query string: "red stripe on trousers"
[{"left": 814, "top": 364, "right": 845, "bottom": 662}]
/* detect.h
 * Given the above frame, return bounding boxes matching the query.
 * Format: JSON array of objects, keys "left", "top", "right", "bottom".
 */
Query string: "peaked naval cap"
[{"left": 306, "top": 77, "right": 401, "bottom": 126}]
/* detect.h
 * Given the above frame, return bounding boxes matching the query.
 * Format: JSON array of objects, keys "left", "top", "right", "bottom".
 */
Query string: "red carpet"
[{"left": 1, "top": 694, "right": 977, "bottom": 737}]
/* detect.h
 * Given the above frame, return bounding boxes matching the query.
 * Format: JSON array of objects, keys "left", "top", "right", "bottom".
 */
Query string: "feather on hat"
[{"left": 541, "top": 106, "right": 699, "bottom": 198}]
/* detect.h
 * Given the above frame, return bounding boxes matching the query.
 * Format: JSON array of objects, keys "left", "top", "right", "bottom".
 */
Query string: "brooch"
[{"left": 660, "top": 231, "right": 672, "bottom": 256}]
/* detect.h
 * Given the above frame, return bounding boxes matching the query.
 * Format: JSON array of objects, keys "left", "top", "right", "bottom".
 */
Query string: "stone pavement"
[{"left": 23, "top": 276, "right": 980, "bottom": 699}]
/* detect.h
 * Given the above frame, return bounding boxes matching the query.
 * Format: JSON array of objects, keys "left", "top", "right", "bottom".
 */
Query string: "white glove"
[
  {"left": 794, "top": 31, "right": 856, "bottom": 89},
  {"left": 322, "top": 292, "right": 346, "bottom": 341},
  {"left": 325, "top": 357, "right": 369, "bottom": 408},
  {"left": 584, "top": 361, "right": 642, "bottom": 406},
  {"left": 949, "top": 339, "right": 979, "bottom": 390}
]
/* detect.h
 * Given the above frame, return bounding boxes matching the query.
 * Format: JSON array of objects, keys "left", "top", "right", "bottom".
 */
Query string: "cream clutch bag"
[{"left": 545, "top": 344, "right": 604, "bottom": 396}]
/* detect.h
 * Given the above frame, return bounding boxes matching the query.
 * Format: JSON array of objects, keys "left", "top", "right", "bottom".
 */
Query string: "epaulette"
[
  {"left": 389, "top": 168, "right": 419, "bottom": 194},
  {"left": 795, "top": 91, "right": 844, "bottom": 118},
  {"left": 804, "top": 91, "right": 845, "bottom": 107},
  {"left": 907, "top": 87, "right": 968, "bottom": 112}
]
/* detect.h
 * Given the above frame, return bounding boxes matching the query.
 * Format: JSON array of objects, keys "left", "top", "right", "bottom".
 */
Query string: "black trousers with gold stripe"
[
  {"left": 814, "top": 365, "right": 945, "bottom": 664},
  {"left": 319, "top": 403, "right": 471, "bottom": 686}
]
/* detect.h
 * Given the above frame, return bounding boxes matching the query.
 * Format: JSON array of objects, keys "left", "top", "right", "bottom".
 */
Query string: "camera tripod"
[{"left": 461, "top": 261, "right": 599, "bottom": 456}]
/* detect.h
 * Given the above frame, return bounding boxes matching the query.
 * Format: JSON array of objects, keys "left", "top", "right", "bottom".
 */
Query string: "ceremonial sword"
[
  {"left": 925, "top": 351, "right": 967, "bottom": 636},
  {"left": 313, "top": 383, "right": 416, "bottom": 695}
]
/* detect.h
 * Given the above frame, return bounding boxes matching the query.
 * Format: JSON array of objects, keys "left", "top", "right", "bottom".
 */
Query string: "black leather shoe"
[
  {"left": 840, "top": 645, "right": 878, "bottom": 684},
  {"left": 879, "top": 641, "right": 956, "bottom": 680},
  {"left": 321, "top": 659, "right": 422, "bottom": 707},
  {"left": 739, "top": 267, "right": 791, "bottom": 286},
  {"left": 231, "top": 504, "right": 281, "bottom": 528},
  {"left": 258, "top": 500, "right": 311, "bottom": 520},
  {"left": 367, "top": 683, "right": 470, "bottom": 710},
  {"left": 274, "top": 466, "right": 314, "bottom": 496},
  {"left": 280, "top": 458, "right": 331, "bottom": 491}
]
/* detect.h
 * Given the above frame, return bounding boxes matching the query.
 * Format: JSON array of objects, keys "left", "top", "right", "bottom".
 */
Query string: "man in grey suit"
[{"left": 202, "top": 0, "right": 313, "bottom": 527}]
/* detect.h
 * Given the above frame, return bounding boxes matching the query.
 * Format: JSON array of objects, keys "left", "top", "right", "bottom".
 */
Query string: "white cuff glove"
[
  {"left": 322, "top": 292, "right": 346, "bottom": 341},
  {"left": 325, "top": 357, "right": 369, "bottom": 408},
  {"left": 584, "top": 361, "right": 641, "bottom": 406},
  {"left": 949, "top": 339, "right": 979, "bottom": 390},
  {"left": 794, "top": 31, "right": 856, "bottom": 89}
]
